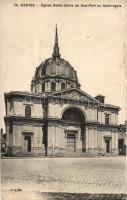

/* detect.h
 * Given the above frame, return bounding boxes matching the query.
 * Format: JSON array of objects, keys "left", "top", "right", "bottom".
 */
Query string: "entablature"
[
  {"left": 4, "top": 116, "right": 44, "bottom": 124},
  {"left": 4, "top": 91, "right": 47, "bottom": 105},
  {"left": 47, "top": 95, "right": 98, "bottom": 108},
  {"left": 98, "top": 103, "right": 120, "bottom": 113}
]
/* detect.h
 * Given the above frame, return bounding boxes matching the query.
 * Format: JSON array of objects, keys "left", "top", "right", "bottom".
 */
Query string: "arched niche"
[{"left": 61, "top": 106, "right": 86, "bottom": 152}]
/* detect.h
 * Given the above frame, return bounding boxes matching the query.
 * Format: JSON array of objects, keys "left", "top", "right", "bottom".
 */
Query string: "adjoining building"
[
  {"left": 118, "top": 123, "right": 126, "bottom": 155},
  {"left": 4, "top": 26, "right": 123, "bottom": 157},
  {"left": 0, "top": 129, "right": 6, "bottom": 157}
]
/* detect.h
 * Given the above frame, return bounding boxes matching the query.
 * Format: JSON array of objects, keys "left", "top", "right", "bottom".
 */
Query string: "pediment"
[{"left": 51, "top": 88, "right": 98, "bottom": 103}]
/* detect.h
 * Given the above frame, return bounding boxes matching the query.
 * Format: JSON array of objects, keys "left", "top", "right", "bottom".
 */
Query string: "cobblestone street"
[
  {"left": 2, "top": 192, "right": 127, "bottom": 200},
  {"left": 1, "top": 157, "right": 126, "bottom": 200}
]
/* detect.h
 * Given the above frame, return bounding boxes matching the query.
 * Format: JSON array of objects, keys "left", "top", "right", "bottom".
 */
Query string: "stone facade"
[
  {"left": 4, "top": 26, "right": 121, "bottom": 157},
  {"left": 4, "top": 89, "right": 120, "bottom": 156}
]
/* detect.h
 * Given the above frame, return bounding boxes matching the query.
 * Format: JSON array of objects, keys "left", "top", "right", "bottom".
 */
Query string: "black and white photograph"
[{"left": 0, "top": 0, "right": 127, "bottom": 199}]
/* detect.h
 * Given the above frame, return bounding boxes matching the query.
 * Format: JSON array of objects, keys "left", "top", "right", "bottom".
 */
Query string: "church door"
[
  {"left": 67, "top": 133, "right": 76, "bottom": 152},
  {"left": 118, "top": 139, "right": 124, "bottom": 155},
  {"left": 105, "top": 139, "right": 110, "bottom": 153},
  {"left": 62, "top": 107, "right": 86, "bottom": 153},
  {"left": 24, "top": 135, "right": 31, "bottom": 152}
]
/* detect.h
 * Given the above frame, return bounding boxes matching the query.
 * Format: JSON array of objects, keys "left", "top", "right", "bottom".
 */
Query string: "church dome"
[
  {"left": 34, "top": 57, "right": 78, "bottom": 81},
  {"left": 31, "top": 25, "right": 80, "bottom": 93}
]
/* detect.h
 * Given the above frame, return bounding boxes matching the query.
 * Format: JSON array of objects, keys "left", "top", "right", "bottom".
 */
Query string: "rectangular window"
[
  {"left": 61, "top": 83, "right": 65, "bottom": 90},
  {"left": 25, "top": 105, "right": 31, "bottom": 118},
  {"left": 51, "top": 82, "right": 56, "bottom": 91},
  {"left": 42, "top": 83, "right": 45, "bottom": 92},
  {"left": 105, "top": 114, "right": 109, "bottom": 125}
]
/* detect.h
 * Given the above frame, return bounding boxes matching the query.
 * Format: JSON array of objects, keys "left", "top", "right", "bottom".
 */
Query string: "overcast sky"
[{"left": 0, "top": 0, "right": 127, "bottom": 130}]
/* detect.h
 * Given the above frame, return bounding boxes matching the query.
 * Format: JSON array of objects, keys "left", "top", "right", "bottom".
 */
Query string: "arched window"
[
  {"left": 51, "top": 82, "right": 56, "bottom": 91},
  {"left": 62, "top": 108, "right": 85, "bottom": 123},
  {"left": 42, "top": 83, "right": 45, "bottom": 92},
  {"left": 105, "top": 114, "right": 109, "bottom": 125},
  {"left": 25, "top": 105, "right": 31, "bottom": 118},
  {"left": 61, "top": 83, "right": 65, "bottom": 90}
]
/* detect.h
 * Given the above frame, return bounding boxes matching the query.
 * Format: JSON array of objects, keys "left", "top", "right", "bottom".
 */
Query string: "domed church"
[{"left": 4, "top": 26, "right": 121, "bottom": 157}]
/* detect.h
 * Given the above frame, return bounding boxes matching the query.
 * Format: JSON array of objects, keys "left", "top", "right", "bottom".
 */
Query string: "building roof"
[
  {"left": 4, "top": 89, "right": 120, "bottom": 111},
  {"left": 32, "top": 25, "right": 79, "bottom": 84},
  {"left": 34, "top": 57, "right": 78, "bottom": 81}
]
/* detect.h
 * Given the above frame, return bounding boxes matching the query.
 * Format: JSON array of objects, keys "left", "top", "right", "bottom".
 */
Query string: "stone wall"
[
  {"left": 47, "top": 124, "right": 82, "bottom": 156},
  {"left": 6, "top": 123, "right": 45, "bottom": 155},
  {"left": 7, "top": 100, "right": 43, "bottom": 118}
]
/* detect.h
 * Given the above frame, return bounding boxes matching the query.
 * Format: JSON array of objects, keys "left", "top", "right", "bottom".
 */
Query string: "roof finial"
[{"left": 52, "top": 24, "right": 60, "bottom": 58}]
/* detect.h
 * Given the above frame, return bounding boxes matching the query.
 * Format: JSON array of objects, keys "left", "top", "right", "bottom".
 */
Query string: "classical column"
[
  {"left": 77, "top": 128, "right": 82, "bottom": 152},
  {"left": 94, "top": 128, "right": 98, "bottom": 149},
  {"left": 111, "top": 131, "right": 115, "bottom": 152},
  {"left": 6, "top": 125, "right": 10, "bottom": 146},
  {"left": 16, "top": 125, "right": 22, "bottom": 148},
  {"left": 115, "top": 132, "right": 118, "bottom": 154},
  {"left": 13, "top": 125, "right": 16, "bottom": 147},
  {"left": 101, "top": 130, "right": 104, "bottom": 153},
  {"left": 85, "top": 127, "right": 89, "bottom": 152}
]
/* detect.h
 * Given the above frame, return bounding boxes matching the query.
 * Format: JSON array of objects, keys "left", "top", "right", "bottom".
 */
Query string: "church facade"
[{"left": 4, "top": 27, "right": 121, "bottom": 157}]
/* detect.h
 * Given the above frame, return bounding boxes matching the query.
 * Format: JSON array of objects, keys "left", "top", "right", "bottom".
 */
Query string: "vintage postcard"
[{"left": 0, "top": 0, "right": 127, "bottom": 199}]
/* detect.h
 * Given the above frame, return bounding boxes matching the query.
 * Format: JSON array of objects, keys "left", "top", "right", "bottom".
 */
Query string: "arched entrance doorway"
[{"left": 62, "top": 107, "right": 86, "bottom": 153}]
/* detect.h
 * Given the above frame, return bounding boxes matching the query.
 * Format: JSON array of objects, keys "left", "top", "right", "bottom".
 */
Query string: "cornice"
[
  {"left": 98, "top": 123, "right": 119, "bottom": 129},
  {"left": 4, "top": 92, "right": 46, "bottom": 104},
  {"left": 4, "top": 116, "right": 44, "bottom": 124},
  {"left": 98, "top": 103, "right": 120, "bottom": 111},
  {"left": 4, "top": 90, "right": 120, "bottom": 112},
  {"left": 32, "top": 76, "right": 79, "bottom": 85}
]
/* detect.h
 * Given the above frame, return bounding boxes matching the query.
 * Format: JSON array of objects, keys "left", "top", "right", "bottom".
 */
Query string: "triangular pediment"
[{"left": 51, "top": 88, "right": 98, "bottom": 103}]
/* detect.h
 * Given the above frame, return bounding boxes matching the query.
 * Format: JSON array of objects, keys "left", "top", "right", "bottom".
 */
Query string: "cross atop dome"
[{"left": 52, "top": 24, "right": 61, "bottom": 58}]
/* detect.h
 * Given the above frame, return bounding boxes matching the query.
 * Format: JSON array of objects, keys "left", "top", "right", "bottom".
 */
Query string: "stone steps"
[
  {"left": 15, "top": 151, "right": 45, "bottom": 157},
  {"left": 9, "top": 151, "right": 118, "bottom": 158}
]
